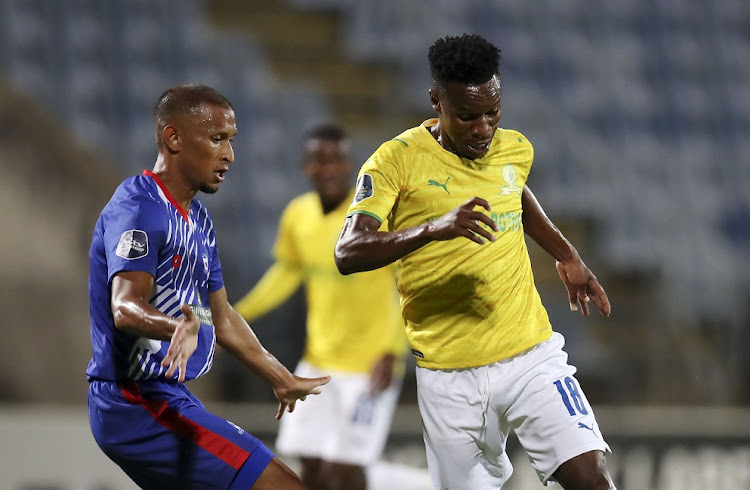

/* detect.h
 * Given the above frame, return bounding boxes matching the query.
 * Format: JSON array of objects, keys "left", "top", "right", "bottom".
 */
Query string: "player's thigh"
[
  {"left": 181, "top": 405, "right": 275, "bottom": 489},
  {"left": 89, "top": 380, "right": 274, "bottom": 489},
  {"left": 416, "top": 366, "right": 511, "bottom": 490},
  {"left": 504, "top": 334, "right": 610, "bottom": 485},
  {"left": 248, "top": 457, "right": 305, "bottom": 490}
]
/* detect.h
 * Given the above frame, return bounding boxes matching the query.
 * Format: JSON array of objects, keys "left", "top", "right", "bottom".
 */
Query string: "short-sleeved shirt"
[
  {"left": 86, "top": 170, "right": 223, "bottom": 382},
  {"left": 274, "top": 191, "right": 405, "bottom": 372},
  {"left": 346, "top": 119, "right": 553, "bottom": 369}
]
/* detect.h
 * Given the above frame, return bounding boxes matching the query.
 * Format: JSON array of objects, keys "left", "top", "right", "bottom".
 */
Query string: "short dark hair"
[
  {"left": 304, "top": 123, "right": 347, "bottom": 142},
  {"left": 428, "top": 34, "right": 501, "bottom": 88},
  {"left": 153, "top": 84, "right": 233, "bottom": 132}
]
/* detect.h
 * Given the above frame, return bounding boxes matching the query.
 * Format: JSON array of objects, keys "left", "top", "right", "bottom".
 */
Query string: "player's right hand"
[
  {"left": 555, "top": 260, "right": 611, "bottom": 317},
  {"left": 273, "top": 375, "right": 331, "bottom": 420},
  {"left": 161, "top": 304, "right": 201, "bottom": 382},
  {"left": 425, "top": 197, "right": 499, "bottom": 244}
]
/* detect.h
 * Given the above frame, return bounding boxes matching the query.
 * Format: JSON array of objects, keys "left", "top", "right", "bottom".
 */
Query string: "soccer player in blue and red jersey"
[{"left": 87, "top": 84, "right": 330, "bottom": 489}]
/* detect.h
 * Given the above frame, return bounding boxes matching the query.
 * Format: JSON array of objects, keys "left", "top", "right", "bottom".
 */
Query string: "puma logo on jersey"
[
  {"left": 428, "top": 177, "right": 451, "bottom": 194},
  {"left": 578, "top": 422, "right": 594, "bottom": 431}
]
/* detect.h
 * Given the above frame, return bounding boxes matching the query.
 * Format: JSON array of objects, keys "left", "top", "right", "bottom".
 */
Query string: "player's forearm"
[
  {"left": 111, "top": 299, "right": 178, "bottom": 341},
  {"left": 216, "top": 308, "right": 295, "bottom": 387},
  {"left": 335, "top": 218, "right": 434, "bottom": 274},
  {"left": 233, "top": 263, "right": 302, "bottom": 322},
  {"left": 521, "top": 186, "right": 579, "bottom": 263}
]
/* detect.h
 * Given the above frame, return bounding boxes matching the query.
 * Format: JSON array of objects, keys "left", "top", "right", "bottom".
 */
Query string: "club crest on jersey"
[
  {"left": 353, "top": 173, "right": 374, "bottom": 203},
  {"left": 115, "top": 230, "right": 148, "bottom": 260},
  {"left": 498, "top": 164, "right": 522, "bottom": 195},
  {"left": 202, "top": 254, "right": 209, "bottom": 274}
]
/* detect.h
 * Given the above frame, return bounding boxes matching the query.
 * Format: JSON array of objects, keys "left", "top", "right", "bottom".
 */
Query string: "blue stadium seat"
[{"left": 2, "top": 0, "right": 746, "bottom": 326}]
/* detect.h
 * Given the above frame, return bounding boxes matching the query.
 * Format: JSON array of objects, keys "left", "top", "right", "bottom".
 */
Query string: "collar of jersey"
[{"left": 142, "top": 170, "right": 190, "bottom": 223}]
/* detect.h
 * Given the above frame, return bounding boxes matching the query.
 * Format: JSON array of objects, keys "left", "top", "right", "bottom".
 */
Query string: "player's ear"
[
  {"left": 429, "top": 88, "right": 441, "bottom": 113},
  {"left": 163, "top": 125, "right": 180, "bottom": 153}
]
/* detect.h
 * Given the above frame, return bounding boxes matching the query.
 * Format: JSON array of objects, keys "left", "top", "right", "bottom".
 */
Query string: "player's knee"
[
  {"left": 555, "top": 473, "right": 612, "bottom": 490},
  {"left": 555, "top": 450, "right": 615, "bottom": 490},
  {"left": 578, "top": 474, "right": 615, "bottom": 490},
  {"left": 299, "top": 457, "right": 323, "bottom": 488},
  {"left": 560, "top": 468, "right": 616, "bottom": 490},
  {"left": 319, "top": 462, "right": 366, "bottom": 490}
]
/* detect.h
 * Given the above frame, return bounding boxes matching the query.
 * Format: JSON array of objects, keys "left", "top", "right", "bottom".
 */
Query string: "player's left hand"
[
  {"left": 273, "top": 374, "right": 331, "bottom": 420},
  {"left": 162, "top": 304, "right": 201, "bottom": 382},
  {"left": 369, "top": 354, "right": 396, "bottom": 394},
  {"left": 555, "top": 260, "right": 611, "bottom": 317}
]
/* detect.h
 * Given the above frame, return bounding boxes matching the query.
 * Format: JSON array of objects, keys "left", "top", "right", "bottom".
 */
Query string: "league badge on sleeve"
[
  {"left": 116, "top": 230, "right": 149, "bottom": 260},
  {"left": 353, "top": 173, "right": 374, "bottom": 203}
]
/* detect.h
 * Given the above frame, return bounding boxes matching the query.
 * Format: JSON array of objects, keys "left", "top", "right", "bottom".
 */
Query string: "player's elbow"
[
  {"left": 111, "top": 303, "right": 130, "bottom": 331},
  {"left": 334, "top": 244, "right": 356, "bottom": 275},
  {"left": 335, "top": 261, "right": 356, "bottom": 276},
  {"left": 111, "top": 301, "right": 138, "bottom": 332},
  {"left": 336, "top": 235, "right": 368, "bottom": 275},
  {"left": 335, "top": 217, "right": 374, "bottom": 275}
]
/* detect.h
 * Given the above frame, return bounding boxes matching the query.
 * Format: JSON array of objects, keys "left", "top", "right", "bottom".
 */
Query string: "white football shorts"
[
  {"left": 417, "top": 332, "right": 610, "bottom": 489},
  {"left": 275, "top": 360, "right": 401, "bottom": 466}
]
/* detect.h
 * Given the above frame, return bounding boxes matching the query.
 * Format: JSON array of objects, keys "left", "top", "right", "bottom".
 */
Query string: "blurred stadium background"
[{"left": 1, "top": 0, "right": 748, "bottom": 488}]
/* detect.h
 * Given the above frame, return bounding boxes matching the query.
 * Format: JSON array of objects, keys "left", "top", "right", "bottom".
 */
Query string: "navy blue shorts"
[{"left": 88, "top": 380, "right": 274, "bottom": 489}]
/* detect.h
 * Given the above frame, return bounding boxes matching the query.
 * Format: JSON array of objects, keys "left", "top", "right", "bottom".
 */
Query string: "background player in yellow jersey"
[
  {"left": 235, "top": 124, "right": 408, "bottom": 490},
  {"left": 335, "top": 34, "right": 616, "bottom": 490}
]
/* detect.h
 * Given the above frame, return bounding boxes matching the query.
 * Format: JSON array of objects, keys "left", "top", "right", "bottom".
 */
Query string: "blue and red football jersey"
[{"left": 86, "top": 170, "right": 223, "bottom": 382}]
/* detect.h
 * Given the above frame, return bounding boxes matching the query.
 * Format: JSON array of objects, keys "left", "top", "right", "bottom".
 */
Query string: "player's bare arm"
[
  {"left": 335, "top": 196, "right": 499, "bottom": 275},
  {"left": 209, "top": 287, "right": 330, "bottom": 419},
  {"left": 521, "top": 186, "right": 611, "bottom": 317},
  {"left": 233, "top": 262, "right": 303, "bottom": 323},
  {"left": 111, "top": 270, "right": 200, "bottom": 382}
]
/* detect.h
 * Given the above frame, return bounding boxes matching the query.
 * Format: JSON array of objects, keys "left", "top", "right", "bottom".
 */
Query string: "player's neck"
[
  {"left": 429, "top": 120, "right": 441, "bottom": 142},
  {"left": 430, "top": 120, "right": 459, "bottom": 157},
  {"left": 318, "top": 192, "right": 348, "bottom": 215},
  {"left": 151, "top": 157, "right": 197, "bottom": 213}
]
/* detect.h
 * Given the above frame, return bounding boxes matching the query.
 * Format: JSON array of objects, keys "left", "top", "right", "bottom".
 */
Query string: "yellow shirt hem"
[{"left": 414, "top": 329, "right": 553, "bottom": 370}]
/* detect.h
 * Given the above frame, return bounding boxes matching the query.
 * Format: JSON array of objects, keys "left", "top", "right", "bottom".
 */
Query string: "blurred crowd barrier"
[{"left": 2, "top": 405, "right": 749, "bottom": 490}]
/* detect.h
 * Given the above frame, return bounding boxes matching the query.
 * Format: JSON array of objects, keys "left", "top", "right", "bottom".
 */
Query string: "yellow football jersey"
[
  {"left": 346, "top": 119, "right": 553, "bottom": 369},
  {"left": 235, "top": 190, "right": 405, "bottom": 373}
]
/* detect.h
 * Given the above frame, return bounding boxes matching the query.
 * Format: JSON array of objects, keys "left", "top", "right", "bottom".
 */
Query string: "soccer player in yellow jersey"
[
  {"left": 335, "top": 35, "right": 616, "bottom": 490},
  {"left": 235, "top": 124, "right": 408, "bottom": 490}
]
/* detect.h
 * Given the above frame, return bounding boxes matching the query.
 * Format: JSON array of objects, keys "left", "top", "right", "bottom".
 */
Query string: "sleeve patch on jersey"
[
  {"left": 353, "top": 173, "right": 374, "bottom": 203},
  {"left": 116, "top": 229, "right": 149, "bottom": 260}
]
